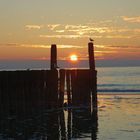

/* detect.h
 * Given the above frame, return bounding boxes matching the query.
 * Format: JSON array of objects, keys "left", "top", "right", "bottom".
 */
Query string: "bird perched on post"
[{"left": 89, "top": 38, "right": 94, "bottom": 42}]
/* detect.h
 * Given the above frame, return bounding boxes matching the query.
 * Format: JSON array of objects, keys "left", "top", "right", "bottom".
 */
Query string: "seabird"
[{"left": 89, "top": 38, "right": 94, "bottom": 42}]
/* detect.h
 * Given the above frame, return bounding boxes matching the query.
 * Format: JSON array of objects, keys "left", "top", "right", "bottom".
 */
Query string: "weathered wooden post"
[
  {"left": 68, "top": 109, "right": 72, "bottom": 139},
  {"left": 50, "top": 44, "right": 59, "bottom": 108},
  {"left": 59, "top": 111, "right": 67, "bottom": 139},
  {"left": 59, "top": 69, "right": 65, "bottom": 107},
  {"left": 88, "top": 41, "right": 97, "bottom": 108},
  {"left": 66, "top": 70, "right": 71, "bottom": 106},
  {"left": 88, "top": 42, "right": 95, "bottom": 70},
  {"left": 51, "top": 44, "right": 57, "bottom": 70},
  {"left": 91, "top": 108, "right": 98, "bottom": 139}
]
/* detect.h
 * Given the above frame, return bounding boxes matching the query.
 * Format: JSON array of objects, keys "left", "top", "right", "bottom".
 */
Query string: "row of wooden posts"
[
  {"left": 0, "top": 42, "right": 97, "bottom": 116},
  {"left": 51, "top": 42, "right": 97, "bottom": 108}
]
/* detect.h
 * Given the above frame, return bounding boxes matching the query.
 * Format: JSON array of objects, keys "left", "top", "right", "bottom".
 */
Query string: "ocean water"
[
  {"left": 97, "top": 94, "right": 140, "bottom": 140},
  {"left": 97, "top": 66, "right": 140, "bottom": 94}
]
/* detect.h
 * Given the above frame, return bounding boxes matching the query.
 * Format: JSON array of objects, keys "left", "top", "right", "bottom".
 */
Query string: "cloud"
[
  {"left": 55, "top": 30, "right": 65, "bottom": 33},
  {"left": 47, "top": 24, "right": 60, "bottom": 30},
  {"left": 64, "top": 24, "right": 109, "bottom": 34},
  {"left": 24, "top": 21, "right": 140, "bottom": 41},
  {"left": 25, "top": 25, "right": 43, "bottom": 30},
  {"left": 20, "top": 44, "right": 50, "bottom": 48},
  {"left": 121, "top": 16, "right": 140, "bottom": 23},
  {"left": 23, "top": 44, "right": 83, "bottom": 49},
  {"left": 0, "top": 43, "right": 48, "bottom": 49},
  {"left": 46, "top": 24, "right": 114, "bottom": 35},
  {"left": 0, "top": 43, "right": 84, "bottom": 49},
  {"left": 40, "top": 34, "right": 86, "bottom": 39},
  {"left": 39, "top": 34, "right": 102, "bottom": 39},
  {"left": 0, "top": 43, "right": 18, "bottom": 47},
  {"left": 57, "top": 45, "right": 83, "bottom": 49},
  {"left": 96, "top": 45, "right": 140, "bottom": 50},
  {"left": 45, "top": 23, "right": 139, "bottom": 36},
  {"left": 105, "top": 35, "right": 132, "bottom": 39}
]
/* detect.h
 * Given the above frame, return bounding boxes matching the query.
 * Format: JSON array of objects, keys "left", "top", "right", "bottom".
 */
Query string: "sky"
[{"left": 0, "top": 0, "right": 140, "bottom": 60}]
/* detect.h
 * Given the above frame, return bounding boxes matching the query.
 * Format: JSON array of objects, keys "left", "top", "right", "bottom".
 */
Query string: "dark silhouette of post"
[
  {"left": 88, "top": 41, "right": 97, "bottom": 108},
  {"left": 51, "top": 44, "right": 57, "bottom": 70},
  {"left": 88, "top": 42, "right": 95, "bottom": 70},
  {"left": 66, "top": 70, "right": 71, "bottom": 106},
  {"left": 59, "top": 69, "right": 65, "bottom": 107}
]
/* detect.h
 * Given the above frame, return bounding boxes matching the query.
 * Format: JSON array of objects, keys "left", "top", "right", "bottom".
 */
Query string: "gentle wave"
[
  {"left": 98, "top": 84, "right": 140, "bottom": 87},
  {"left": 97, "top": 84, "right": 140, "bottom": 93},
  {"left": 98, "top": 89, "right": 140, "bottom": 92}
]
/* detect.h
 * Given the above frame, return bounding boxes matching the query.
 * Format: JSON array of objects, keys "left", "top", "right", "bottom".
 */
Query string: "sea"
[
  {"left": 0, "top": 60, "right": 140, "bottom": 140},
  {"left": 97, "top": 66, "right": 140, "bottom": 94}
]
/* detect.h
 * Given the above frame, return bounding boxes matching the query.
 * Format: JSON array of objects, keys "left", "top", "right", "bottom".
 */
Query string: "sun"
[{"left": 70, "top": 54, "right": 78, "bottom": 61}]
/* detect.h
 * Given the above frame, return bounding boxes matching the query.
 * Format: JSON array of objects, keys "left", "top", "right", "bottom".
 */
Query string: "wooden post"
[
  {"left": 68, "top": 109, "right": 72, "bottom": 139},
  {"left": 71, "top": 70, "right": 77, "bottom": 106},
  {"left": 59, "top": 110, "right": 67, "bottom": 139},
  {"left": 91, "top": 108, "right": 98, "bottom": 140},
  {"left": 91, "top": 70, "right": 97, "bottom": 108},
  {"left": 59, "top": 69, "right": 65, "bottom": 107},
  {"left": 51, "top": 44, "right": 57, "bottom": 70},
  {"left": 70, "top": 69, "right": 91, "bottom": 106},
  {"left": 46, "top": 70, "right": 58, "bottom": 108},
  {"left": 88, "top": 42, "right": 95, "bottom": 70},
  {"left": 72, "top": 108, "right": 92, "bottom": 137},
  {"left": 66, "top": 70, "right": 71, "bottom": 106},
  {"left": 88, "top": 42, "right": 97, "bottom": 108}
]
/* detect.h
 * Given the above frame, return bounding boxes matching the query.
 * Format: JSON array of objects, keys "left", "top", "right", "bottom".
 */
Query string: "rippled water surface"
[
  {"left": 97, "top": 67, "right": 140, "bottom": 93},
  {"left": 0, "top": 95, "right": 139, "bottom": 140},
  {"left": 97, "top": 95, "right": 140, "bottom": 140}
]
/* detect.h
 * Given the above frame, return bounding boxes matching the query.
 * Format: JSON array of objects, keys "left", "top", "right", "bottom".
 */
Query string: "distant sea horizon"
[{"left": 0, "top": 59, "right": 140, "bottom": 70}]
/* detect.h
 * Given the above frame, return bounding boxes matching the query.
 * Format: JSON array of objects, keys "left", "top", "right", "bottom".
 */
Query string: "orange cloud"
[
  {"left": 47, "top": 24, "right": 60, "bottom": 30},
  {"left": 39, "top": 34, "right": 83, "bottom": 39},
  {"left": 105, "top": 35, "right": 132, "bottom": 39},
  {"left": 121, "top": 16, "right": 140, "bottom": 23},
  {"left": 38, "top": 23, "right": 140, "bottom": 41},
  {"left": 25, "top": 25, "right": 43, "bottom": 30}
]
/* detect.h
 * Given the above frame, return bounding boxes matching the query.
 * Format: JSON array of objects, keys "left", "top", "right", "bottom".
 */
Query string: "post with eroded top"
[
  {"left": 51, "top": 44, "right": 57, "bottom": 70},
  {"left": 88, "top": 41, "right": 97, "bottom": 108},
  {"left": 88, "top": 42, "right": 95, "bottom": 70}
]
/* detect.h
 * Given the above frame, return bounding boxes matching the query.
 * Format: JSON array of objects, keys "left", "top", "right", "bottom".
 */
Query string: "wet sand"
[{"left": 0, "top": 94, "right": 140, "bottom": 140}]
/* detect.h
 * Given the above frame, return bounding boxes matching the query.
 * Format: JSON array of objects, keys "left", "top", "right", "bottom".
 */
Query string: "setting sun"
[{"left": 70, "top": 54, "right": 78, "bottom": 61}]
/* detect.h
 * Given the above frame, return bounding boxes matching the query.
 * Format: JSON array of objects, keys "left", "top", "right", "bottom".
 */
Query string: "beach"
[
  {"left": 97, "top": 94, "right": 140, "bottom": 140},
  {"left": 0, "top": 94, "right": 139, "bottom": 140}
]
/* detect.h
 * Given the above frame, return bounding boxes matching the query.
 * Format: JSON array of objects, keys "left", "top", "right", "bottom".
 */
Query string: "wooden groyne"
[
  {"left": 0, "top": 42, "right": 97, "bottom": 116},
  {"left": 65, "top": 69, "right": 97, "bottom": 107},
  {"left": 0, "top": 70, "right": 58, "bottom": 115}
]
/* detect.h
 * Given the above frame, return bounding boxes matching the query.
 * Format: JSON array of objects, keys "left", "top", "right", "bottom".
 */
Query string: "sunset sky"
[{"left": 0, "top": 0, "right": 140, "bottom": 60}]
